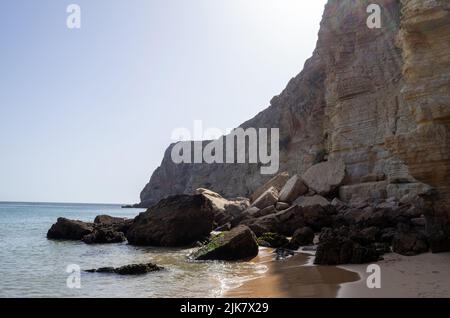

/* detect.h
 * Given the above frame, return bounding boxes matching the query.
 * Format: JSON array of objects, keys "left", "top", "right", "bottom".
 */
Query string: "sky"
[{"left": 0, "top": 0, "right": 327, "bottom": 204}]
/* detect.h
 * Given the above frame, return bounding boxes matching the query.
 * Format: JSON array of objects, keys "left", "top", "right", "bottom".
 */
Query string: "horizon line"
[{"left": 0, "top": 200, "right": 133, "bottom": 206}]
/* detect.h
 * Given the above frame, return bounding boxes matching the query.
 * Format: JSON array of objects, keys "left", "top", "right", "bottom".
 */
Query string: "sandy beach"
[
  {"left": 339, "top": 252, "right": 450, "bottom": 298},
  {"left": 226, "top": 249, "right": 450, "bottom": 298},
  {"left": 225, "top": 248, "right": 360, "bottom": 298}
]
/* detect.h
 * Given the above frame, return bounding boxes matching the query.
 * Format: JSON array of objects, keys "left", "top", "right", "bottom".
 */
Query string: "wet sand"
[
  {"left": 224, "top": 249, "right": 360, "bottom": 298},
  {"left": 339, "top": 252, "right": 450, "bottom": 298},
  {"left": 225, "top": 249, "right": 450, "bottom": 298}
]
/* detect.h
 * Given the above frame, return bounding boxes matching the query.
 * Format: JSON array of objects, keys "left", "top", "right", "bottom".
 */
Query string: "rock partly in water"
[
  {"left": 86, "top": 263, "right": 163, "bottom": 275},
  {"left": 288, "top": 227, "right": 314, "bottom": 249},
  {"left": 257, "top": 232, "right": 289, "bottom": 248},
  {"left": 192, "top": 225, "right": 259, "bottom": 261},
  {"left": 82, "top": 227, "right": 126, "bottom": 244},
  {"left": 126, "top": 194, "right": 214, "bottom": 247},
  {"left": 47, "top": 218, "right": 94, "bottom": 240}
]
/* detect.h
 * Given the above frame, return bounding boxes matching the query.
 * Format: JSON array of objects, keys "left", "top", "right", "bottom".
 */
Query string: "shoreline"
[
  {"left": 224, "top": 249, "right": 450, "bottom": 298},
  {"left": 338, "top": 252, "right": 450, "bottom": 298},
  {"left": 223, "top": 248, "right": 360, "bottom": 298}
]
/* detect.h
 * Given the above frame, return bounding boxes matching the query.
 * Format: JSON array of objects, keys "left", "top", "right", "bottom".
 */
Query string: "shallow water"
[{"left": 0, "top": 202, "right": 268, "bottom": 297}]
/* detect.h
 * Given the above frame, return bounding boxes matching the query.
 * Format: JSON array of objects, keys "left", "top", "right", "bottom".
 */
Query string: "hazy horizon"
[{"left": 0, "top": 0, "right": 327, "bottom": 204}]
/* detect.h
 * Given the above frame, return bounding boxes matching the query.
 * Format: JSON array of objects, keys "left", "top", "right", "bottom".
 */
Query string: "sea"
[{"left": 0, "top": 202, "right": 268, "bottom": 298}]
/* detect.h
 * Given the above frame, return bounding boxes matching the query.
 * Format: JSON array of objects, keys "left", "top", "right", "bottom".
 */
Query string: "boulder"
[
  {"left": 275, "top": 202, "right": 290, "bottom": 211},
  {"left": 93, "top": 215, "right": 133, "bottom": 234},
  {"left": 256, "top": 205, "right": 277, "bottom": 218},
  {"left": 249, "top": 172, "right": 289, "bottom": 202},
  {"left": 82, "top": 227, "right": 126, "bottom": 244},
  {"left": 392, "top": 230, "right": 428, "bottom": 256},
  {"left": 278, "top": 175, "right": 308, "bottom": 203},
  {"left": 47, "top": 218, "right": 94, "bottom": 240},
  {"left": 257, "top": 232, "right": 288, "bottom": 248},
  {"left": 126, "top": 194, "right": 214, "bottom": 247},
  {"left": 302, "top": 159, "right": 346, "bottom": 196},
  {"left": 192, "top": 225, "right": 259, "bottom": 261},
  {"left": 331, "top": 198, "right": 348, "bottom": 211},
  {"left": 350, "top": 226, "right": 379, "bottom": 245},
  {"left": 196, "top": 188, "right": 250, "bottom": 228},
  {"left": 288, "top": 227, "right": 314, "bottom": 248},
  {"left": 294, "top": 195, "right": 330, "bottom": 208},
  {"left": 243, "top": 214, "right": 279, "bottom": 237},
  {"left": 245, "top": 204, "right": 335, "bottom": 236},
  {"left": 272, "top": 206, "right": 305, "bottom": 235},
  {"left": 314, "top": 227, "right": 380, "bottom": 265},
  {"left": 86, "top": 263, "right": 162, "bottom": 275},
  {"left": 94, "top": 215, "right": 128, "bottom": 225},
  {"left": 300, "top": 205, "right": 335, "bottom": 232},
  {"left": 251, "top": 187, "right": 279, "bottom": 209}
]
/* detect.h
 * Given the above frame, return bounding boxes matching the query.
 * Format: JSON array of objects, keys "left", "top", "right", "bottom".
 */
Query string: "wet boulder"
[
  {"left": 288, "top": 227, "right": 314, "bottom": 249},
  {"left": 82, "top": 227, "right": 126, "bottom": 244},
  {"left": 86, "top": 262, "right": 163, "bottom": 275},
  {"left": 192, "top": 225, "right": 259, "bottom": 261},
  {"left": 47, "top": 218, "right": 94, "bottom": 240},
  {"left": 257, "top": 232, "right": 289, "bottom": 248}
]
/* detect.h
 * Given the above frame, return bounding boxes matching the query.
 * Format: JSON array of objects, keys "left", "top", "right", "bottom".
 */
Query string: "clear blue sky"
[{"left": 0, "top": 0, "right": 326, "bottom": 204}]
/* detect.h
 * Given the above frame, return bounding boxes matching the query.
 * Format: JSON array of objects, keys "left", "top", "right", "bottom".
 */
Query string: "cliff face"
[{"left": 140, "top": 0, "right": 450, "bottom": 213}]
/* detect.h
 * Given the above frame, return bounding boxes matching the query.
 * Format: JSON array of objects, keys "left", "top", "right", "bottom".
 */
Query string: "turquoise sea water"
[{"left": 0, "top": 202, "right": 267, "bottom": 297}]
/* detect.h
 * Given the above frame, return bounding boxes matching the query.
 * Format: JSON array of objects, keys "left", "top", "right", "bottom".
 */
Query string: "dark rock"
[
  {"left": 423, "top": 194, "right": 450, "bottom": 253},
  {"left": 257, "top": 232, "right": 288, "bottom": 248},
  {"left": 274, "top": 247, "right": 296, "bottom": 261},
  {"left": 244, "top": 204, "right": 335, "bottom": 237},
  {"left": 86, "top": 263, "right": 162, "bottom": 275},
  {"left": 214, "top": 222, "right": 232, "bottom": 232},
  {"left": 350, "top": 226, "right": 379, "bottom": 245},
  {"left": 314, "top": 227, "right": 380, "bottom": 265},
  {"left": 288, "top": 227, "right": 314, "bottom": 249},
  {"left": 257, "top": 205, "right": 277, "bottom": 217},
  {"left": 94, "top": 215, "right": 133, "bottom": 234},
  {"left": 82, "top": 227, "right": 126, "bottom": 244},
  {"left": 192, "top": 225, "right": 259, "bottom": 261},
  {"left": 242, "top": 213, "right": 279, "bottom": 237},
  {"left": 275, "top": 202, "right": 290, "bottom": 211},
  {"left": 94, "top": 215, "right": 126, "bottom": 225},
  {"left": 411, "top": 217, "right": 426, "bottom": 227},
  {"left": 47, "top": 218, "right": 94, "bottom": 240},
  {"left": 379, "top": 227, "right": 397, "bottom": 244},
  {"left": 126, "top": 194, "right": 214, "bottom": 247},
  {"left": 392, "top": 230, "right": 428, "bottom": 256},
  {"left": 300, "top": 205, "right": 335, "bottom": 232}
]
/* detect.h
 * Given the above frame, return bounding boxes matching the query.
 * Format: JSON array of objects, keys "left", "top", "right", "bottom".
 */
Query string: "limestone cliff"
[{"left": 140, "top": 0, "right": 450, "bottom": 215}]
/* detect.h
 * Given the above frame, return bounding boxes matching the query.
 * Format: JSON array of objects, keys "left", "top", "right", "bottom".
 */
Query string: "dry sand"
[
  {"left": 339, "top": 252, "right": 450, "bottom": 298},
  {"left": 225, "top": 249, "right": 450, "bottom": 298}
]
